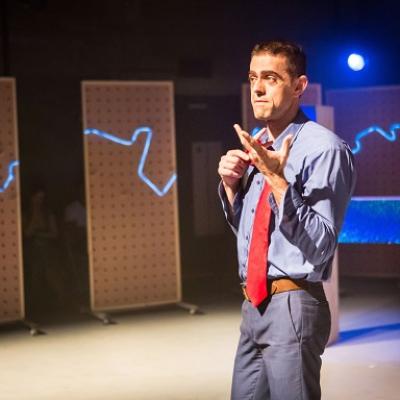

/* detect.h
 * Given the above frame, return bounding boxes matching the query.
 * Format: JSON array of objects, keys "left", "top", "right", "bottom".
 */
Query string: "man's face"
[{"left": 249, "top": 52, "right": 300, "bottom": 122}]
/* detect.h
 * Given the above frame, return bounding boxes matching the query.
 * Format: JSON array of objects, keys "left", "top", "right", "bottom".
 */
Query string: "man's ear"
[{"left": 294, "top": 75, "right": 308, "bottom": 98}]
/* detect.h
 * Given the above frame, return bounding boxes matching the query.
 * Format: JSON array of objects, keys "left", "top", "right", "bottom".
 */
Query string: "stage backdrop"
[
  {"left": 0, "top": 78, "right": 24, "bottom": 324},
  {"left": 241, "top": 82, "right": 339, "bottom": 345},
  {"left": 82, "top": 81, "right": 181, "bottom": 312},
  {"left": 327, "top": 86, "right": 400, "bottom": 278}
]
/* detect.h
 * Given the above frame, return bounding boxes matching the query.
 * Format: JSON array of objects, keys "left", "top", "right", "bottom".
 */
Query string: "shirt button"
[
  {"left": 251, "top": 208, "right": 255, "bottom": 213},
  {"left": 256, "top": 180, "right": 261, "bottom": 185},
  {"left": 246, "top": 235, "right": 249, "bottom": 241}
]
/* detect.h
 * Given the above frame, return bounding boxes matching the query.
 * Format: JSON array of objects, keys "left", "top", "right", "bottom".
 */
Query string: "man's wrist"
[
  {"left": 222, "top": 180, "right": 240, "bottom": 206},
  {"left": 264, "top": 173, "right": 288, "bottom": 205}
]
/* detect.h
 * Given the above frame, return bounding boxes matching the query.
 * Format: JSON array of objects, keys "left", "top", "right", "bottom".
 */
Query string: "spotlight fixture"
[{"left": 347, "top": 53, "right": 366, "bottom": 71}]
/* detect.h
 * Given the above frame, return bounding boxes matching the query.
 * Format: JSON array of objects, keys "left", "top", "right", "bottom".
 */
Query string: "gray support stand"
[
  {"left": 88, "top": 311, "right": 116, "bottom": 325},
  {"left": 21, "top": 319, "right": 44, "bottom": 336},
  {"left": 177, "top": 301, "right": 202, "bottom": 315}
]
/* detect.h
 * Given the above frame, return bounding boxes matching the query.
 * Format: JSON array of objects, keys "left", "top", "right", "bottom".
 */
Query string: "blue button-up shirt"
[{"left": 219, "top": 110, "right": 356, "bottom": 282}]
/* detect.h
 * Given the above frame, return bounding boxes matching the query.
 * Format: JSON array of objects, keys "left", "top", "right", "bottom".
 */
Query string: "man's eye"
[
  {"left": 266, "top": 75, "right": 277, "bottom": 83},
  {"left": 249, "top": 75, "right": 257, "bottom": 82}
]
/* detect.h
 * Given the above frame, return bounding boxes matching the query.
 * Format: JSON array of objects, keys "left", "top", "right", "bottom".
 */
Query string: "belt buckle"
[
  {"left": 269, "top": 280, "right": 278, "bottom": 295},
  {"left": 241, "top": 286, "right": 251, "bottom": 302}
]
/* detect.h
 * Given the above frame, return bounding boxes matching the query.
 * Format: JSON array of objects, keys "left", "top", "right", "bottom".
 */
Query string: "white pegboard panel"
[
  {"left": 82, "top": 81, "right": 181, "bottom": 312},
  {"left": 316, "top": 106, "right": 335, "bottom": 132},
  {"left": 327, "top": 86, "right": 400, "bottom": 278},
  {"left": 300, "top": 83, "right": 322, "bottom": 106},
  {"left": 241, "top": 82, "right": 322, "bottom": 131},
  {"left": 326, "top": 85, "right": 400, "bottom": 196},
  {"left": 0, "top": 78, "right": 24, "bottom": 323}
]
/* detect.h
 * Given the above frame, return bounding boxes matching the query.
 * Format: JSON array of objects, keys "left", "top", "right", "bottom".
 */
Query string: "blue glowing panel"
[
  {"left": 300, "top": 105, "right": 317, "bottom": 122},
  {"left": 339, "top": 197, "right": 400, "bottom": 244},
  {"left": 0, "top": 160, "right": 19, "bottom": 193},
  {"left": 351, "top": 123, "right": 400, "bottom": 154},
  {"left": 84, "top": 126, "right": 176, "bottom": 197}
]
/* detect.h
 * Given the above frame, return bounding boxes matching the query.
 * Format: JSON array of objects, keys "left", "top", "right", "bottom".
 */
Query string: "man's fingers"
[
  {"left": 234, "top": 124, "right": 271, "bottom": 156},
  {"left": 264, "top": 140, "right": 274, "bottom": 148},
  {"left": 233, "top": 125, "right": 254, "bottom": 153},
  {"left": 221, "top": 159, "right": 248, "bottom": 172},
  {"left": 233, "top": 123, "right": 243, "bottom": 135},
  {"left": 237, "top": 135, "right": 253, "bottom": 154},
  {"left": 219, "top": 168, "right": 242, "bottom": 179},
  {"left": 226, "top": 149, "right": 250, "bottom": 162},
  {"left": 233, "top": 124, "right": 251, "bottom": 144},
  {"left": 253, "top": 127, "right": 267, "bottom": 141},
  {"left": 248, "top": 136, "right": 265, "bottom": 153}
]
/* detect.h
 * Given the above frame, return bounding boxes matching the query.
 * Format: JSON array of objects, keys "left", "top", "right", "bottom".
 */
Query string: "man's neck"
[{"left": 266, "top": 105, "right": 300, "bottom": 141}]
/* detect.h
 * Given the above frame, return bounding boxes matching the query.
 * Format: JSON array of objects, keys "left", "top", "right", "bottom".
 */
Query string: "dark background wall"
[{"left": 0, "top": 0, "right": 399, "bottom": 306}]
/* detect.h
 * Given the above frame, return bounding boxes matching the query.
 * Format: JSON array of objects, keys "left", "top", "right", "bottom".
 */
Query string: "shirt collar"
[{"left": 269, "top": 109, "right": 309, "bottom": 151}]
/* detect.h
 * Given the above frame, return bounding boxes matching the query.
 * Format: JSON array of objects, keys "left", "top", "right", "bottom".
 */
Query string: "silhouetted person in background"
[
  {"left": 23, "top": 185, "right": 65, "bottom": 314},
  {"left": 63, "top": 183, "right": 89, "bottom": 310}
]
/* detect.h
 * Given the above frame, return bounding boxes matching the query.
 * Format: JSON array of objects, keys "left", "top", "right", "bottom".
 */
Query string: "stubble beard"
[{"left": 252, "top": 103, "right": 274, "bottom": 122}]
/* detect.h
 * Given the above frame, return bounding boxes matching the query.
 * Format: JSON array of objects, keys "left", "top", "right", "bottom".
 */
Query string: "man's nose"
[{"left": 252, "top": 78, "right": 265, "bottom": 95}]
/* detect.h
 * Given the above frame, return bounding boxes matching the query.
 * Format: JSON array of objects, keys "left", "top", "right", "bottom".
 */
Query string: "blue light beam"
[
  {"left": 0, "top": 160, "right": 19, "bottom": 193},
  {"left": 352, "top": 123, "right": 400, "bottom": 154},
  {"left": 84, "top": 126, "right": 177, "bottom": 197}
]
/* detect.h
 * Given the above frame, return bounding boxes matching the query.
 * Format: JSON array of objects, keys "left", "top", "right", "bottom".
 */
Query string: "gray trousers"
[{"left": 231, "top": 285, "right": 331, "bottom": 400}]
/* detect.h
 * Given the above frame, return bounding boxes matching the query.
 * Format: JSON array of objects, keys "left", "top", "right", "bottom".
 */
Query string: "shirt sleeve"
[
  {"left": 272, "top": 146, "right": 356, "bottom": 265},
  {"left": 218, "top": 181, "right": 244, "bottom": 235}
]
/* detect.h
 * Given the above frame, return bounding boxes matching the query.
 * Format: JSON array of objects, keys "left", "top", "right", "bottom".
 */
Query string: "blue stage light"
[
  {"left": 348, "top": 53, "right": 365, "bottom": 71},
  {"left": 0, "top": 160, "right": 19, "bottom": 193},
  {"left": 84, "top": 126, "right": 177, "bottom": 197}
]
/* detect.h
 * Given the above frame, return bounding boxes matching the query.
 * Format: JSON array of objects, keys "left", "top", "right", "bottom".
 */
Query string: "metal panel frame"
[{"left": 0, "top": 78, "right": 24, "bottom": 323}]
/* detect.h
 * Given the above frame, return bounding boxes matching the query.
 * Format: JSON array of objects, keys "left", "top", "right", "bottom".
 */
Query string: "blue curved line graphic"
[
  {"left": 84, "top": 126, "right": 177, "bottom": 197},
  {"left": 352, "top": 123, "right": 400, "bottom": 154},
  {"left": 0, "top": 160, "right": 19, "bottom": 193}
]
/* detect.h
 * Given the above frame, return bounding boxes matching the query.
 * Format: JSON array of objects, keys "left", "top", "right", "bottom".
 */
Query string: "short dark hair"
[{"left": 251, "top": 40, "right": 306, "bottom": 78}]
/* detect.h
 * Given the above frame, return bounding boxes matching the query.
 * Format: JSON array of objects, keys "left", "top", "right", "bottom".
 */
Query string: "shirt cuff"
[{"left": 218, "top": 181, "right": 243, "bottom": 229}]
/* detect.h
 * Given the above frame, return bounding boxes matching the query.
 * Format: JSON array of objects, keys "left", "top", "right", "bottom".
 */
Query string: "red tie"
[{"left": 246, "top": 181, "right": 272, "bottom": 307}]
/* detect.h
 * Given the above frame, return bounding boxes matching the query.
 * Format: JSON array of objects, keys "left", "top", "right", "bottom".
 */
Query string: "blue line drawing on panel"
[
  {"left": 352, "top": 123, "right": 400, "bottom": 154},
  {"left": 0, "top": 160, "right": 19, "bottom": 193},
  {"left": 84, "top": 126, "right": 177, "bottom": 197}
]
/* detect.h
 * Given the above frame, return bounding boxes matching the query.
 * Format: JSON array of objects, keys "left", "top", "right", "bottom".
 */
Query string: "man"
[{"left": 218, "top": 40, "right": 356, "bottom": 400}]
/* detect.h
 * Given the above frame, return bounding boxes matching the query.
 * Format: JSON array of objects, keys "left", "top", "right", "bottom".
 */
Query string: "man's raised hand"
[{"left": 233, "top": 124, "right": 292, "bottom": 179}]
